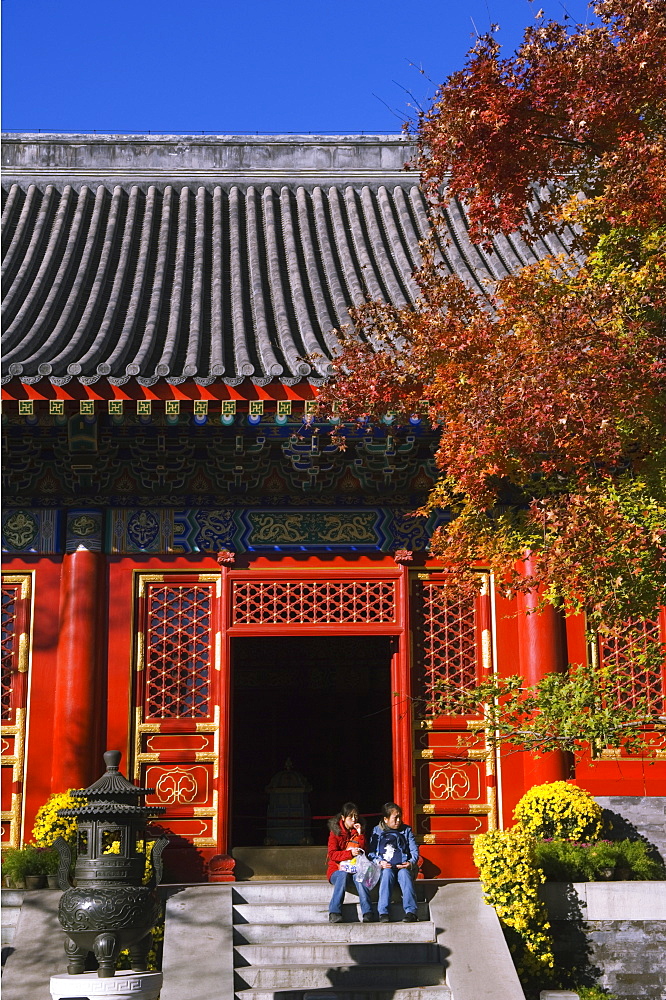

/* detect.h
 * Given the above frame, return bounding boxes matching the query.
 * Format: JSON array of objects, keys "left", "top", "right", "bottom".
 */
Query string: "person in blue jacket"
[{"left": 368, "top": 801, "right": 419, "bottom": 922}]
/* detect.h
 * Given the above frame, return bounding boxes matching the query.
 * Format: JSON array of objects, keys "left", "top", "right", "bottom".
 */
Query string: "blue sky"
[{"left": 3, "top": 0, "right": 596, "bottom": 134}]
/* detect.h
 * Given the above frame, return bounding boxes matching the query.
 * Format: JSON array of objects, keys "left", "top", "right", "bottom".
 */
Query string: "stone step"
[
  {"left": 235, "top": 963, "right": 447, "bottom": 991},
  {"left": 232, "top": 882, "right": 431, "bottom": 905},
  {"left": 236, "top": 987, "right": 452, "bottom": 1000},
  {"left": 233, "top": 882, "right": 339, "bottom": 904},
  {"left": 233, "top": 847, "right": 328, "bottom": 881},
  {"left": 0, "top": 891, "right": 25, "bottom": 951},
  {"left": 233, "top": 921, "right": 437, "bottom": 945},
  {"left": 0, "top": 891, "right": 27, "bottom": 906},
  {"left": 233, "top": 902, "right": 431, "bottom": 924},
  {"left": 234, "top": 942, "right": 440, "bottom": 968}
]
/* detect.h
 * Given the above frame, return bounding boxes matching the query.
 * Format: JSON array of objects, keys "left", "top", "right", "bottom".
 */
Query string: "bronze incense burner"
[{"left": 54, "top": 750, "right": 168, "bottom": 978}]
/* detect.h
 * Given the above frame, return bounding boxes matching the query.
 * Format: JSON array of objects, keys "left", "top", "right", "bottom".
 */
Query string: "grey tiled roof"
[{"left": 1, "top": 135, "right": 571, "bottom": 387}]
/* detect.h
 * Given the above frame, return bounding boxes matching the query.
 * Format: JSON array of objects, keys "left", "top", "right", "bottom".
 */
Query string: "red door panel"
[
  {"left": 410, "top": 572, "right": 498, "bottom": 878},
  {"left": 132, "top": 572, "right": 222, "bottom": 877}
]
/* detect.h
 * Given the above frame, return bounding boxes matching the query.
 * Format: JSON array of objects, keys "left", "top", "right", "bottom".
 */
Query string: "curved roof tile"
[{"left": 1, "top": 134, "right": 574, "bottom": 386}]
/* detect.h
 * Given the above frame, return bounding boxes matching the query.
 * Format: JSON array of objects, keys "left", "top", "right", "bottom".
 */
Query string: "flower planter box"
[
  {"left": 539, "top": 881, "right": 666, "bottom": 1000},
  {"left": 540, "top": 879, "right": 666, "bottom": 920},
  {"left": 24, "top": 875, "right": 46, "bottom": 890}
]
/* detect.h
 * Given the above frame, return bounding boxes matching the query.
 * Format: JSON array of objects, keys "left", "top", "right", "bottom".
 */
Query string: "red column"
[
  {"left": 207, "top": 554, "right": 236, "bottom": 882},
  {"left": 392, "top": 562, "right": 413, "bottom": 823},
  {"left": 217, "top": 560, "right": 232, "bottom": 855},
  {"left": 517, "top": 555, "right": 570, "bottom": 785},
  {"left": 51, "top": 550, "right": 104, "bottom": 791}
]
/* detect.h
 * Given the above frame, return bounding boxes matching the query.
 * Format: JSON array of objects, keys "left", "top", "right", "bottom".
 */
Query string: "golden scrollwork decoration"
[
  {"left": 429, "top": 764, "right": 472, "bottom": 800},
  {"left": 154, "top": 768, "right": 200, "bottom": 804}
]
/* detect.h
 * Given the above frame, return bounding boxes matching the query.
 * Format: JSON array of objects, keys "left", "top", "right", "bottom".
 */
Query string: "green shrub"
[
  {"left": 612, "top": 839, "right": 665, "bottom": 880},
  {"left": 534, "top": 839, "right": 587, "bottom": 881},
  {"left": 36, "top": 847, "right": 60, "bottom": 875},
  {"left": 2, "top": 843, "right": 47, "bottom": 881},
  {"left": 577, "top": 988, "right": 619, "bottom": 1000},
  {"left": 534, "top": 838, "right": 665, "bottom": 881},
  {"left": 578, "top": 840, "right": 621, "bottom": 879}
]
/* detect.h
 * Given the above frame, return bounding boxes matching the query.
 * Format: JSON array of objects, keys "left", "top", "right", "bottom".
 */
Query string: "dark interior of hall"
[{"left": 231, "top": 635, "right": 394, "bottom": 846}]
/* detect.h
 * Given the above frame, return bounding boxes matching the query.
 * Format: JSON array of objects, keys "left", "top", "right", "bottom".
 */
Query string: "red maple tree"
[
  {"left": 317, "top": 0, "right": 666, "bottom": 752},
  {"left": 417, "top": 0, "right": 666, "bottom": 243}
]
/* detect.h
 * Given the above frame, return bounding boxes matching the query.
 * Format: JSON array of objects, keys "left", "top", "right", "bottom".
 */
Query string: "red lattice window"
[
  {"left": 413, "top": 582, "right": 480, "bottom": 717},
  {"left": 144, "top": 584, "right": 213, "bottom": 719},
  {"left": 598, "top": 617, "right": 665, "bottom": 713},
  {"left": 232, "top": 580, "right": 397, "bottom": 625},
  {"left": 1, "top": 586, "right": 18, "bottom": 722}
]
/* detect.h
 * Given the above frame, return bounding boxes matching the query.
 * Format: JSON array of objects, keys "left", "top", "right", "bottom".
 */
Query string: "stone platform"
[{"left": 232, "top": 845, "right": 327, "bottom": 880}]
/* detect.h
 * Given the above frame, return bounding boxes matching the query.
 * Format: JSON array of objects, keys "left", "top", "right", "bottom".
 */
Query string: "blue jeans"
[
  {"left": 328, "top": 870, "right": 373, "bottom": 916},
  {"left": 378, "top": 866, "right": 417, "bottom": 915}
]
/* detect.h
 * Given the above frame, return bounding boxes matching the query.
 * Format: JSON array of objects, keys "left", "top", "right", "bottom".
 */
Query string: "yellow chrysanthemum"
[
  {"left": 514, "top": 781, "right": 602, "bottom": 842},
  {"left": 31, "top": 790, "right": 83, "bottom": 847},
  {"left": 473, "top": 826, "right": 554, "bottom": 980}
]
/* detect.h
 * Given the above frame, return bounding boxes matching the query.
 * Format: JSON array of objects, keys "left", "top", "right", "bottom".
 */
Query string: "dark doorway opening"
[{"left": 231, "top": 635, "right": 394, "bottom": 846}]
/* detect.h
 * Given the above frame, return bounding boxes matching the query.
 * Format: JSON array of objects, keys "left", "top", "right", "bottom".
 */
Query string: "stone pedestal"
[{"left": 50, "top": 971, "right": 162, "bottom": 999}]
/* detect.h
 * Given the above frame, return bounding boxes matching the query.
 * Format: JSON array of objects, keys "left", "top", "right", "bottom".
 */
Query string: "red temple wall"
[
  {"left": 2, "top": 556, "right": 61, "bottom": 839},
  {"left": 568, "top": 607, "right": 666, "bottom": 798},
  {"left": 490, "top": 588, "right": 527, "bottom": 830},
  {"left": 3, "top": 551, "right": 665, "bottom": 877}
]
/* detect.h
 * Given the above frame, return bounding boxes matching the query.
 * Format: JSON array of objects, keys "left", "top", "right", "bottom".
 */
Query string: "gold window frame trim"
[
  {"left": 137, "top": 752, "right": 218, "bottom": 764},
  {"left": 599, "top": 748, "right": 666, "bottom": 761}
]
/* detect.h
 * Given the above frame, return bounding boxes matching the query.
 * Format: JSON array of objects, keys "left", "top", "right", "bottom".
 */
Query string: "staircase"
[
  {"left": 231, "top": 880, "right": 451, "bottom": 1000},
  {"left": 0, "top": 890, "right": 24, "bottom": 961},
  {"left": 3, "top": 881, "right": 524, "bottom": 1000}
]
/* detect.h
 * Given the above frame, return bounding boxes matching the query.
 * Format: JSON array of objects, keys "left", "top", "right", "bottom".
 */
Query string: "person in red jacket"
[{"left": 326, "top": 802, "right": 374, "bottom": 923}]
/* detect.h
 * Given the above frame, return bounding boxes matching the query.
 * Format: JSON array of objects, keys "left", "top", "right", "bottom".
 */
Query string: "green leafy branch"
[{"left": 431, "top": 659, "right": 666, "bottom": 757}]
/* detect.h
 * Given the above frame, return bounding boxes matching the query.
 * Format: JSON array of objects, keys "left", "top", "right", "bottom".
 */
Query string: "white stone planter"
[
  {"left": 539, "top": 880, "right": 666, "bottom": 1000},
  {"left": 540, "top": 879, "right": 666, "bottom": 920},
  {"left": 540, "top": 992, "right": 581, "bottom": 1000}
]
